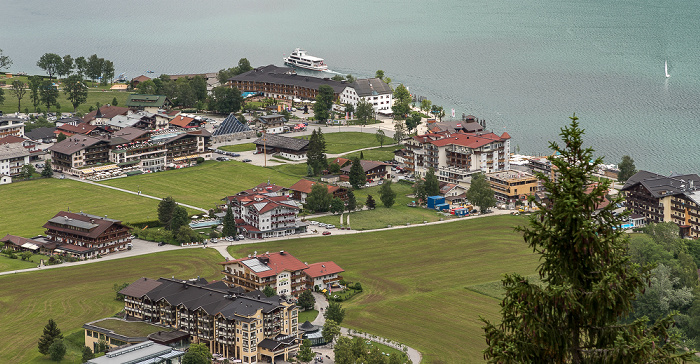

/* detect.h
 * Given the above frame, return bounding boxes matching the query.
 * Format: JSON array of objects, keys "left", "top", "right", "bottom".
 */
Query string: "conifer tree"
[
  {"left": 365, "top": 194, "right": 376, "bottom": 210},
  {"left": 158, "top": 197, "right": 177, "bottom": 229},
  {"left": 424, "top": 167, "right": 440, "bottom": 196},
  {"left": 38, "top": 319, "right": 63, "bottom": 355},
  {"left": 222, "top": 206, "right": 236, "bottom": 237},
  {"left": 482, "top": 115, "right": 694, "bottom": 363},
  {"left": 379, "top": 179, "right": 396, "bottom": 208},
  {"left": 346, "top": 190, "right": 357, "bottom": 211},
  {"left": 349, "top": 157, "right": 365, "bottom": 189}
]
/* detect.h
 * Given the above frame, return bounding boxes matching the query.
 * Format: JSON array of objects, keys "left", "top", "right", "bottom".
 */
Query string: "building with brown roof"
[
  {"left": 169, "top": 115, "right": 203, "bottom": 129},
  {"left": 119, "top": 276, "right": 299, "bottom": 362},
  {"left": 340, "top": 160, "right": 391, "bottom": 182},
  {"left": 48, "top": 135, "right": 111, "bottom": 173},
  {"left": 82, "top": 106, "right": 130, "bottom": 126},
  {"left": 1, "top": 234, "right": 57, "bottom": 256},
  {"left": 304, "top": 262, "right": 344, "bottom": 291},
  {"left": 253, "top": 134, "right": 309, "bottom": 160},
  {"left": 288, "top": 179, "right": 348, "bottom": 203},
  {"left": 130, "top": 75, "right": 152, "bottom": 87},
  {"left": 43, "top": 211, "right": 132, "bottom": 257},
  {"left": 228, "top": 65, "right": 347, "bottom": 101}
]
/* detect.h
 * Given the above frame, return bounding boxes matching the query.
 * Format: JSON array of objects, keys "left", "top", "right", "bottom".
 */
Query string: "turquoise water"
[{"left": 3, "top": 0, "right": 700, "bottom": 172}]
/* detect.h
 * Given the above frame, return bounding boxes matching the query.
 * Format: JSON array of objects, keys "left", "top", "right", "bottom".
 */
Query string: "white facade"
[
  {"left": 339, "top": 86, "right": 394, "bottom": 113},
  {"left": 0, "top": 143, "right": 31, "bottom": 176},
  {"left": 0, "top": 117, "right": 25, "bottom": 138}
]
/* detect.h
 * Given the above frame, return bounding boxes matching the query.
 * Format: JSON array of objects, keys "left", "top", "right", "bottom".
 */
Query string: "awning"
[
  {"left": 173, "top": 154, "right": 199, "bottom": 162},
  {"left": 21, "top": 242, "right": 39, "bottom": 250}
]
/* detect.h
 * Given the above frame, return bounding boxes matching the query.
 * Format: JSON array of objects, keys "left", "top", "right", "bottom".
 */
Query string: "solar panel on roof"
[{"left": 213, "top": 113, "right": 252, "bottom": 136}]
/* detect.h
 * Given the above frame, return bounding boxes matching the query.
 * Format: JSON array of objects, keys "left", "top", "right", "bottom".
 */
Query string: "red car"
[{"left": 322, "top": 231, "right": 332, "bottom": 236}]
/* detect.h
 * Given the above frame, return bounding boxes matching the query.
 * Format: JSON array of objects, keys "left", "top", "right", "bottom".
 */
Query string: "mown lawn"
[
  {"left": 0, "top": 84, "right": 130, "bottom": 115},
  {"left": 342, "top": 146, "right": 399, "bottom": 162},
  {"left": 0, "top": 254, "right": 51, "bottom": 273},
  {"left": 229, "top": 215, "right": 538, "bottom": 363},
  {"left": 219, "top": 143, "right": 256, "bottom": 152},
  {"left": 298, "top": 309, "right": 318, "bottom": 324},
  {"left": 99, "top": 161, "right": 301, "bottom": 209},
  {"left": 0, "top": 178, "right": 162, "bottom": 238},
  {"left": 311, "top": 182, "right": 451, "bottom": 230},
  {"left": 0, "top": 248, "right": 223, "bottom": 363},
  {"left": 296, "top": 132, "right": 393, "bottom": 154}
]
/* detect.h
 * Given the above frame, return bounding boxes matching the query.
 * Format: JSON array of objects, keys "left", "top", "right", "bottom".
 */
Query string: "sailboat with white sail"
[{"left": 665, "top": 60, "right": 670, "bottom": 78}]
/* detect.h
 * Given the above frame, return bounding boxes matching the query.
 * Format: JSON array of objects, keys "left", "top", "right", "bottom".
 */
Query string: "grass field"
[
  {"left": 311, "top": 182, "right": 451, "bottom": 230},
  {"left": 298, "top": 309, "right": 319, "bottom": 324},
  {"left": 296, "top": 132, "right": 393, "bottom": 154},
  {"left": 0, "top": 248, "right": 223, "bottom": 363},
  {"left": 0, "top": 254, "right": 50, "bottom": 273},
  {"left": 0, "top": 82, "right": 130, "bottom": 115},
  {"left": 229, "top": 215, "right": 539, "bottom": 363},
  {"left": 0, "top": 178, "right": 162, "bottom": 238},
  {"left": 342, "top": 146, "right": 399, "bottom": 162},
  {"left": 219, "top": 143, "right": 256, "bottom": 152},
  {"left": 90, "top": 318, "right": 165, "bottom": 337},
  {"left": 99, "top": 161, "right": 301, "bottom": 209}
]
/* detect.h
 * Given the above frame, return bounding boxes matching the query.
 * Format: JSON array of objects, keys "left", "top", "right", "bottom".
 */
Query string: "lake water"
[{"left": 4, "top": 0, "right": 700, "bottom": 173}]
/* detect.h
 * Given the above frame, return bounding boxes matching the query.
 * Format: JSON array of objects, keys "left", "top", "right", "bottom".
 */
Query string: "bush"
[{"left": 196, "top": 157, "right": 205, "bottom": 164}]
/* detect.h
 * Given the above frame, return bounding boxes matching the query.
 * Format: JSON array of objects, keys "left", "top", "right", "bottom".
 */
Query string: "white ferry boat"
[{"left": 283, "top": 48, "right": 328, "bottom": 71}]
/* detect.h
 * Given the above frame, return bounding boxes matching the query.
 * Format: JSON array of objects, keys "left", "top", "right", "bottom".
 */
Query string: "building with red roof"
[
  {"left": 223, "top": 183, "right": 305, "bottom": 239},
  {"left": 288, "top": 179, "right": 347, "bottom": 203},
  {"left": 401, "top": 126, "right": 512, "bottom": 186},
  {"left": 220, "top": 250, "right": 344, "bottom": 297},
  {"left": 169, "top": 115, "right": 203, "bottom": 128}
]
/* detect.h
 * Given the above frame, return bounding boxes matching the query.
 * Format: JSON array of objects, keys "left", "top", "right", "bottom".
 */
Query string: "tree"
[
  {"left": 328, "top": 163, "right": 341, "bottom": 174},
  {"left": 344, "top": 103, "right": 354, "bottom": 115},
  {"left": 182, "top": 342, "right": 212, "bottom": 364},
  {"left": 170, "top": 206, "right": 189, "bottom": 232},
  {"left": 346, "top": 190, "right": 357, "bottom": 211},
  {"left": 56, "top": 133, "right": 67, "bottom": 142},
  {"left": 334, "top": 337, "right": 355, "bottom": 364},
  {"left": 39, "top": 80, "right": 59, "bottom": 112},
  {"left": 86, "top": 54, "right": 104, "bottom": 84},
  {"left": 0, "top": 48, "right": 11, "bottom": 70},
  {"left": 9, "top": 80, "right": 26, "bottom": 113},
  {"left": 21, "top": 251, "right": 33, "bottom": 261},
  {"left": 48, "top": 339, "right": 66, "bottom": 362},
  {"left": 58, "top": 55, "right": 74, "bottom": 79},
  {"left": 158, "top": 197, "right": 177, "bottom": 229},
  {"left": 136, "top": 79, "right": 157, "bottom": 95},
  {"left": 297, "top": 290, "right": 315, "bottom": 311},
  {"left": 628, "top": 263, "right": 693, "bottom": 324},
  {"left": 393, "top": 121, "right": 406, "bottom": 144},
  {"left": 306, "top": 129, "right": 328, "bottom": 176},
  {"left": 482, "top": 115, "right": 693, "bottom": 363},
  {"left": 376, "top": 128, "right": 386, "bottom": 147},
  {"left": 41, "top": 159, "right": 53, "bottom": 178},
  {"left": 175, "top": 78, "right": 196, "bottom": 108},
  {"left": 28, "top": 76, "right": 42, "bottom": 111},
  {"left": 379, "top": 179, "right": 396, "bottom": 208},
  {"left": 348, "top": 157, "right": 365, "bottom": 189},
  {"left": 63, "top": 75, "right": 88, "bottom": 112},
  {"left": 366, "top": 194, "right": 376, "bottom": 210},
  {"left": 618, "top": 155, "right": 637, "bottom": 183},
  {"left": 237, "top": 58, "right": 253, "bottom": 74},
  {"left": 113, "top": 282, "right": 129, "bottom": 301},
  {"left": 313, "top": 84, "right": 335, "bottom": 122},
  {"left": 81, "top": 346, "right": 94, "bottom": 362},
  {"left": 355, "top": 98, "right": 373, "bottom": 126},
  {"left": 466, "top": 173, "right": 495, "bottom": 213},
  {"left": 420, "top": 99, "right": 432, "bottom": 115},
  {"left": 391, "top": 84, "right": 412, "bottom": 118},
  {"left": 74, "top": 56, "right": 87, "bottom": 79},
  {"left": 36, "top": 53, "right": 62, "bottom": 80},
  {"left": 38, "top": 319, "right": 63, "bottom": 355},
  {"left": 297, "top": 339, "right": 315, "bottom": 363},
  {"left": 331, "top": 74, "right": 345, "bottom": 81},
  {"left": 330, "top": 197, "right": 345, "bottom": 215},
  {"left": 424, "top": 167, "right": 440, "bottom": 196},
  {"left": 322, "top": 319, "right": 341, "bottom": 347},
  {"left": 209, "top": 86, "right": 242, "bottom": 114},
  {"left": 404, "top": 112, "right": 422, "bottom": 133},
  {"left": 101, "top": 60, "right": 115, "bottom": 85},
  {"left": 20, "top": 164, "right": 36, "bottom": 180},
  {"left": 306, "top": 183, "right": 332, "bottom": 213},
  {"left": 0, "top": 88, "right": 4, "bottom": 106},
  {"left": 325, "top": 301, "right": 346, "bottom": 324},
  {"left": 263, "top": 285, "right": 276, "bottom": 297},
  {"left": 414, "top": 179, "right": 426, "bottom": 204},
  {"left": 375, "top": 70, "right": 385, "bottom": 80},
  {"left": 222, "top": 206, "right": 236, "bottom": 237}
]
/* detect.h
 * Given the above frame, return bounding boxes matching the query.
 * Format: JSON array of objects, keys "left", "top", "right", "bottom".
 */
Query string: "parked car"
[
  {"left": 322, "top": 231, "right": 332, "bottom": 236},
  {"left": 326, "top": 224, "right": 335, "bottom": 229},
  {"left": 158, "top": 242, "right": 166, "bottom": 246},
  {"left": 237, "top": 234, "right": 245, "bottom": 240},
  {"left": 242, "top": 159, "right": 252, "bottom": 163}
]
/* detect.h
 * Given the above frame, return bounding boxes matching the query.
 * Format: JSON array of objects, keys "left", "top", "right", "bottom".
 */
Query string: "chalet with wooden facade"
[
  {"left": 288, "top": 179, "right": 348, "bottom": 203},
  {"left": 43, "top": 211, "right": 132, "bottom": 257},
  {"left": 253, "top": 134, "right": 309, "bottom": 161}
]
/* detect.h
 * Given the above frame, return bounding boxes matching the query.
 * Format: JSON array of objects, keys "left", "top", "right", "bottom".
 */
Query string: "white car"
[{"left": 327, "top": 224, "right": 336, "bottom": 229}]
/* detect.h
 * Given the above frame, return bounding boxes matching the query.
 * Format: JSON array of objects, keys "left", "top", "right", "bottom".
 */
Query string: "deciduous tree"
[
  {"left": 355, "top": 98, "right": 373, "bottom": 126},
  {"left": 322, "top": 319, "right": 340, "bottom": 347},
  {"left": 297, "top": 290, "right": 315, "bottom": 311},
  {"left": 182, "top": 342, "right": 212, "bottom": 364},
  {"left": 74, "top": 56, "right": 87, "bottom": 79},
  {"left": 618, "top": 155, "right": 637, "bottom": 183},
  {"left": 86, "top": 54, "right": 104, "bottom": 84},
  {"left": 305, "top": 183, "right": 332, "bottom": 213},
  {"left": 325, "top": 301, "right": 346, "bottom": 324},
  {"left": 420, "top": 99, "right": 432, "bottom": 115},
  {"left": 263, "top": 285, "right": 276, "bottom": 297},
  {"left": 36, "top": 53, "right": 62, "bottom": 80},
  {"left": 0, "top": 48, "right": 11, "bottom": 70},
  {"left": 391, "top": 84, "right": 411, "bottom": 118},
  {"left": 63, "top": 75, "right": 88, "bottom": 112},
  {"left": 20, "top": 164, "right": 36, "bottom": 180},
  {"left": 28, "top": 76, "right": 42, "bottom": 111},
  {"left": 81, "top": 346, "right": 94, "bottom": 362},
  {"left": 170, "top": 206, "right": 189, "bottom": 232},
  {"left": 39, "top": 80, "right": 59, "bottom": 112},
  {"left": 466, "top": 173, "right": 495, "bottom": 213},
  {"left": 424, "top": 167, "right": 440, "bottom": 197},
  {"left": 209, "top": 86, "right": 242, "bottom": 114},
  {"left": 101, "top": 59, "right": 115, "bottom": 85},
  {"left": 9, "top": 80, "right": 26, "bottom": 113},
  {"left": 376, "top": 128, "right": 386, "bottom": 147},
  {"left": 59, "top": 55, "right": 74, "bottom": 79},
  {"left": 48, "top": 339, "right": 66, "bottom": 362},
  {"left": 297, "top": 339, "right": 315, "bottom": 363},
  {"left": 404, "top": 112, "right": 422, "bottom": 133},
  {"left": 482, "top": 115, "right": 693, "bottom": 363},
  {"left": 379, "top": 179, "right": 396, "bottom": 208},
  {"left": 38, "top": 319, "right": 63, "bottom": 355},
  {"left": 330, "top": 197, "right": 345, "bottom": 215},
  {"left": 393, "top": 121, "right": 406, "bottom": 144}
]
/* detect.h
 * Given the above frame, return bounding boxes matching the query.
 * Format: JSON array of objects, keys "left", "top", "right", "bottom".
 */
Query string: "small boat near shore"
[
  {"left": 283, "top": 48, "right": 328, "bottom": 71},
  {"left": 665, "top": 60, "right": 670, "bottom": 78}
]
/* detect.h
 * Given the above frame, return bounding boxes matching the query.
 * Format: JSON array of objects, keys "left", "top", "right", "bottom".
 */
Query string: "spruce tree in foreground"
[
  {"left": 38, "top": 319, "right": 63, "bottom": 355},
  {"left": 482, "top": 115, "right": 693, "bottom": 363}
]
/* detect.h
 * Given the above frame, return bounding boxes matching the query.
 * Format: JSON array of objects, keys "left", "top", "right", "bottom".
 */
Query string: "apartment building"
[
  {"left": 120, "top": 276, "right": 299, "bottom": 363},
  {"left": 338, "top": 78, "right": 393, "bottom": 113},
  {"left": 228, "top": 65, "right": 346, "bottom": 101},
  {"left": 43, "top": 211, "right": 132, "bottom": 257},
  {"left": 0, "top": 116, "right": 25, "bottom": 138},
  {"left": 485, "top": 170, "right": 539, "bottom": 203},
  {"left": 401, "top": 129, "right": 511, "bottom": 183}
]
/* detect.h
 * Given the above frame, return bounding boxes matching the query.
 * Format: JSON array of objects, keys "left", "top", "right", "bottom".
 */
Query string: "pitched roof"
[
  {"left": 56, "top": 122, "right": 97, "bottom": 136},
  {"left": 428, "top": 131, "right": 506, "bottom": 149},
  {"left": 331, "top": 157, "right": 351, "bottom": 167},
  {"left": 621, "top": 170, "right": 700, "bottom": 199},
  {"left": 0, "top": 135, "right": 26, "bottom": 145},
  {"left": 340, "top": 160, "right": 391, "bottom": 173},
  {"left": 169, "top": 115, "right": 198, "bottom": 128},
  {"left": 43, "top": 211, "right": 127, "bottom": 239},
  {"left": 222, "top": 251, "right": 309, "bottom": 278},
  {"left": 0, "top": 142, "right": 30, "bottom": 159},
  {"left": 289, "top": 179, "right": 339, "bottom": 194},
  {"left": 131, "top": 75, "right": 152, "bottom": 83},
  {"left": 253, "top": 134, "right": 309, "bottom": 152},
  {"left": 112, "top": 127, "right": 151, "bottom": 142},
  {"left": 304, "top": 261, "right": 344, "bottom": 278},
  {"left": 350, "top": 78, "right": 392, "bottom": 97},
  {"left": 118, "top": 277, "right": 163, "bottom": 298},
  {"left": 229, "top": 65, "right": 347, "bottom": 94},
  {"left": 82, "top": 106, "right": 130, "bottom": 123},
  {"left": 48, "top": 135, "right": 107, "bottom": 155},
  {"left": 431, "top": 120, "right": 484, "bottom": 133},
  {"left": 24, "top": 127, "right": 57, "bottom": 141}
]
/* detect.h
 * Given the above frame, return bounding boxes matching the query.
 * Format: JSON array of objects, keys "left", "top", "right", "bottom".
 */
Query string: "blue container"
[
  {"left": 435, "top": 203, "right": 450, "bottom": 211},
  {"left": 454, "top": 208, "right": 469, "bottom": 217},
  {"left": 427, "top": 196, "right": 445, "bottom": 209}
]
